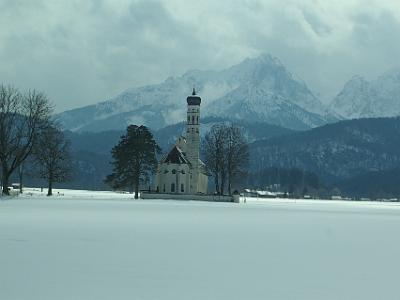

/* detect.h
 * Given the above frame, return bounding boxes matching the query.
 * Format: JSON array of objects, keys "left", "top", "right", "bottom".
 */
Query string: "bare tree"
[
  {"left": 203, "top": 124, "right": 226, "bottom": 194},
  {"left": 0, "top": 85, "right": 52, "bottom": 195},
  {"left": 34, "top": 124, "right": 72, "bottom": 196},
  {"left": 203, "top": 124, "right": 249, "bottom": 195},
  {"left": 226, "top": 125, "right": 249, "bottom": 195}
]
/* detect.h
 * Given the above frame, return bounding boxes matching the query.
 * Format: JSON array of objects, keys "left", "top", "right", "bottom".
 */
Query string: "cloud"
[{"left": 0, "top": 0, "right": 399, "bottom": 111}]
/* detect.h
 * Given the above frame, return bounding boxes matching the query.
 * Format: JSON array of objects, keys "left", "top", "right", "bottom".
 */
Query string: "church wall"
[
  {"left": 155, "top": 163, "right": 190, "bottom": 194},
  {"left": 197, "top": 172, "right": 208, "bottom": 194}
]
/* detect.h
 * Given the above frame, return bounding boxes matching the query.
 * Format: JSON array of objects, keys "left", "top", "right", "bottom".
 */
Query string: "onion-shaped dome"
[{"left": 186, "top": 88, "right": 201, "bottom": 106}]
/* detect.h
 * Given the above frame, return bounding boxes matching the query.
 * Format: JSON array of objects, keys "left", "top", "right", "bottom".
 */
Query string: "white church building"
[{"left": 154, "top": 89, "right": 208, "bottom": 194}]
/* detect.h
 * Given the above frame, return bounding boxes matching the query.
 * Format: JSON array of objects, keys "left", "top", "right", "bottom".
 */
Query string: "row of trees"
[
  {"left": 0, "top": 84, "right": 71, "bottom": 196},
  {"left": 203, "top": 124, "right": 249, "bottom": 195},
  {"left": 1, "top": 83, "right": 249, "bottom": 197},
  {"left": 105, "top": 123, "right": 249, "bottom": 197},
  {"left": 246, "top": 167, "right": 321, "bottom": 196}
]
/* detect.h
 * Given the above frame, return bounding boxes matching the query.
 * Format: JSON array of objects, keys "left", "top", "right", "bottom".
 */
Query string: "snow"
[
  {"left": 330, "top": 70, "right": 400, "bottom": 119},
  {"left": 1, "top": 189, "right": 400, "bottom": 300},
  {"left": 58, "top": 54, "right": 333, "bottom": 132}
]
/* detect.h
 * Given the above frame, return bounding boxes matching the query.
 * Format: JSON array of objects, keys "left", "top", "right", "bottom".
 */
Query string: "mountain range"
[
  {"left": 58, "top": 54, "right": 339, "bottom": 132},
  {"left": 250, "top": 117, "right": 400, "bottom": 182},
  {"left": 330, "top": 69, "right": 400, "bottom": 119},
  {"left": 57, "top": 54, "right": 400, "bottom": 133}
]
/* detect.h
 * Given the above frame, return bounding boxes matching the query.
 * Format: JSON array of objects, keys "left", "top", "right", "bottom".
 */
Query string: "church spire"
[{"left": 192, "top": 87, "right": 196, "bottom": 95}]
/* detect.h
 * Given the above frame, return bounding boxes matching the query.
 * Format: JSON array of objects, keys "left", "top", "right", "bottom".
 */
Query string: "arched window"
[
  {"left": 171, "top": 183, "right": 175, "bottom": 192},
  {"left": 196, "top": 116, "right": 199, "bottom": 124},
  {"left": 192, "top": 116, "right": 194, "bottom": 123},
  {"left": 163, "top": 184, "right": 166, "bottom": 192},
  {"left": 181, "top": 184, "right": 184, "bottom": 192},
  {"left": 172, "top": 169, "right": 176, "bottom": 174}
]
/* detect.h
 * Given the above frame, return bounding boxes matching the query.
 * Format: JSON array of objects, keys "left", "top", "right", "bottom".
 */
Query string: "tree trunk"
[
  {"left": 2, "top": 164, "right": 10, "bottom": 195},
  {"left": 47, "top": 178, "right": 53, "bottom": 196},
  {"left": 228, "top": 170, "right": 233, "bottom": 196},
  {"left": 134, "top": 181, "right": 139, "bottom": 199},
  {"left": 214, "top": 172, "right": 219, "bottom": 194},
  {"left": 2, "top": 175, "right": 9, "bottom": 195},
  {"left": 220, "top": 173, "right": 225, "bottom": 195},
  {"left": 19, "top": 164, "right": 23, "bottom": 194}
]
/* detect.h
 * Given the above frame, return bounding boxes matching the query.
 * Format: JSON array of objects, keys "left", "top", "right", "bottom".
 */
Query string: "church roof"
[{"left": 162, "top": 146, "right": 190, "bottom": 165}]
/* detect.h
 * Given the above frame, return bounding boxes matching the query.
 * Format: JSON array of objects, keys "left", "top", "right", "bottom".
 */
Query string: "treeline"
[
  {"left": 244, "top": 166, "right": 400, "bottom": 200},
  {"left": 244, "top": 167, "right": 324, "bottom": 198},
  {"left": 0, "top": 85, "right": 71, "bottom": 196}
]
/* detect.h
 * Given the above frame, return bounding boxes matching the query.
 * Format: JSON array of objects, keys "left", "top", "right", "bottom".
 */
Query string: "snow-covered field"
[{"left": 1, "top": 189, "right": 400, "bottom": 300}]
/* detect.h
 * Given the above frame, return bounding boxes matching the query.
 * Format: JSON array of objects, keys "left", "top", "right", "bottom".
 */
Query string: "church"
[{"left": 154, "top": 89, "right": 208, "bottom": 194}]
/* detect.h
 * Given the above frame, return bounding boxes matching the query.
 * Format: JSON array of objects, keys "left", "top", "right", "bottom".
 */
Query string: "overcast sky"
[{"left": 1, "top": 0, "right": 399, "bottom": 112}]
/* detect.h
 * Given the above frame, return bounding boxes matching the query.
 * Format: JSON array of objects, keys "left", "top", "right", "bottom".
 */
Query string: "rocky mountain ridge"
[{"left": 58, "top": 54, "right": 337, "bottom": 132}]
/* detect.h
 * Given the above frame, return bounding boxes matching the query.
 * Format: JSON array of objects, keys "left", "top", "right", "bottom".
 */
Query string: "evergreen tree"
[{"left": 105, "top": 125, "right": 160, "bottom": 199}]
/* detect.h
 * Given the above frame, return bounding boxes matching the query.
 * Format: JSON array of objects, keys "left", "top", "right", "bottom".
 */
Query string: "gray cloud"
[{"left": 0, "top": 0, "right": 399, "bottom": 111}]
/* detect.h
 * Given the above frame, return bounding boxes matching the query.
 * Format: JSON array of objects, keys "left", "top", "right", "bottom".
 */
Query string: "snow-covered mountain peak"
[
  {"left": 347, "top": 74, "right": 367, "bottom": 83},
  {"left": 241, "top": 53, "right": 283, "bottom": 68},
  {"left": 57, "top": 53, "right": 336, "bottom": 132},
  {"left": 340, "top": 75, "right": 370, "bottom": 93},
  {"left": 330, "top": 70, "right": 400, "bottom": 119}
]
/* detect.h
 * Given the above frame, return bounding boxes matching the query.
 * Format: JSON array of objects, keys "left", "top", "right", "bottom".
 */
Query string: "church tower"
[
  {"left": 186, "top": 88, "right": 201, "bottom": 193},
  {"left": 153, "top": 88, "right": 208, "bottom": 196}
]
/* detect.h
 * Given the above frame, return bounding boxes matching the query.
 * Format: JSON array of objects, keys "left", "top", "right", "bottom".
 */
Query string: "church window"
[
  {"left": 192, "top": 116, "right": 194, "bottom": 123},
  {"left": 181, "top": 170, "right": 185, "bottom": 174},
  {"left": 172, "top": 169, "right": 176, "bottom": 174},
  {"left": 181, "top": 184, "right": 184, "bottom": 192},
  {"left": 192, "top": 128, "right": 194, "bottom": 133},
  {"left": 196, "top": 116, "right": 199, "bottom": 124},
  {"left": 187, "top": 116, "right": 190, "bottom": 123},
  {"left": 171, "top": 183, "right": 175, "bottom": 192},
  {"left": 163, "top": 184, "right": 165, "bottom": 192}
]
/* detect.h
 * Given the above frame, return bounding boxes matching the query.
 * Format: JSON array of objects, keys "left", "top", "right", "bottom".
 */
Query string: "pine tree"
[{"left": 105, "top": 125, "right": 160, "bottom": 199}]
